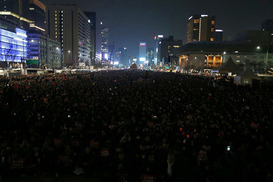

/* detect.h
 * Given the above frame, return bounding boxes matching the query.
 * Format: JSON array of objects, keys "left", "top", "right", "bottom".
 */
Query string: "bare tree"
[{"left": 0, "top": 44, "right": 16, "bottom": 67}]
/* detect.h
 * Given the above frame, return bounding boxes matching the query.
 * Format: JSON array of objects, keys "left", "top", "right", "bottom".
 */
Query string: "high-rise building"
[
  {"left": 187, "top": 14, "right": 215, "bottom": 43},
  {"left": 139, "top": 42, "right": 146, "bottom": 64},
  {"left": 28, "top": 0, "right": 46, "bottom": 33},
  {"left": 101, "top": 27, "right": 109, "bottom": 61},
  {"left": 46, "top": 4, "right": 91, "bottom": 67},
  {"left": 0, "top": 0, "right": 30, "bottom": 30},
  {"left": 118, "top": 47, "right": 128, "bottom": 66},
  {"left": 146, "top": 48, "right": 155, "bottom": 65},
  {"left": 158, "top": 36, "right": 182, "bottom": 64},
  {"left": 214, "top": 29, "right": 223, "bottom": 42},
  {"left": 84, "top": 12, "right": 96, "bottom": 65},
  {"left": 154, "top": 35, "right": 164, "bottom": 65}
]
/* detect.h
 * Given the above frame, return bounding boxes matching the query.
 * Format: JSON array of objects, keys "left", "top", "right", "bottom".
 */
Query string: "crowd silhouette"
[{"left": 0, "top": 70, "right": 273, "bottom": 182}]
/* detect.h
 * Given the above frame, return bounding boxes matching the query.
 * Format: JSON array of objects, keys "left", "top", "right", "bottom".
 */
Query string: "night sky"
[{"left": 41, "top": 0, "right": 273, "bottom": 58}]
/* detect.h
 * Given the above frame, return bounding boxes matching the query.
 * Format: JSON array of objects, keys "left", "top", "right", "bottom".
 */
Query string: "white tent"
[{"left": 234, "top": 67, "right": 261, "bottom": 86}]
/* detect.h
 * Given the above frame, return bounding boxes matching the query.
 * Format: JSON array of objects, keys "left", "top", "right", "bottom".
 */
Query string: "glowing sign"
[
  {"left": 215, "top": 29, "right": 223, "bottom": 32},
  {"left": 201, "top": 15, "right": 208, "bottom": 17},
  {"left": 139, "top": 57, "right": 146, "bottom": 61},
  {"left": 139, "top": 42, "right": 146, "bottom": 46}
]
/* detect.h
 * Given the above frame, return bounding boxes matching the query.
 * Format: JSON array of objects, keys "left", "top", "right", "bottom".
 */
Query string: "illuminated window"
[
  {"left": 194, "top": 28, "right": 198, "bottom": 31},
  {"left": 193, "top": 39, "right": 197, "bottom": 41},
  {"left": 211, "top": 21, "right": 215, "bottom": 25},
  {"left": 194, "top": 19, "right": 199, "bottom": 24},
  {"left": 211, "top": 28, "right": 214, "bottom": 32},
  {"left": 55, "top": 21, "right": 57, "bottom": 24},
  {"left": 210, "top": 38, "right": 214, "bottom": 41}
]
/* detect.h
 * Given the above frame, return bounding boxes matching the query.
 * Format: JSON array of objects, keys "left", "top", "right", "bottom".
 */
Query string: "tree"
[{"left": 0, "top": 44, "right": 16, "bottom": 68}]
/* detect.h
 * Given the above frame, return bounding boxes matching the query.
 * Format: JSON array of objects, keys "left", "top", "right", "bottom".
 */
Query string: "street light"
[{"left": 256, "top": 46, "right": 269, "bottom": 73}]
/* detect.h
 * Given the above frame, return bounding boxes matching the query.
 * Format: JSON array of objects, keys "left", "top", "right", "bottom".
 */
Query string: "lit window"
[
  {"left": 55, "top": 21, "right": 57, "bottom": 24},
  {"left": 194, "top": 28, "right": 198, "bottom": 31},
  {"left": 210, "top": 38, "right": 214, "bottom": 41},
  {"left": 211, "top": 28, "right": 214, "bottom": 32},
  {"left": 211, "top": 21, "right": 215, "bottom": 25},
  {"left": 194, "top": 19, "right": 199, "bottom": 24}
]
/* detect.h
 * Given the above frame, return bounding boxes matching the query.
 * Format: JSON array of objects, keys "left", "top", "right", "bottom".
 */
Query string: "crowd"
[{"left": 0, "top": 70, "right": 273, "bottom": 182}]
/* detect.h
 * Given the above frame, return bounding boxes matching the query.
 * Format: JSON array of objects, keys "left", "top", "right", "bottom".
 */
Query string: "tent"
[
  {"left": 234, "top": 67, "right": 261, "bottom": 86},
  {"left": 217, "top": 57, "right": 243, "bottom": 74}
]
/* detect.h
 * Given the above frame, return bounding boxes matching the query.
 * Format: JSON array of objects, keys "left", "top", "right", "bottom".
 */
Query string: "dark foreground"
[{"left": 0, "top": 71, "right": 273, "bottom": 182}]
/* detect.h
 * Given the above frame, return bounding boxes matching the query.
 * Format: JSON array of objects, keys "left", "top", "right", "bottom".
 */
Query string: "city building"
[
  {"left": 101, "top": 27, "right": 109, "bottom": 62},
  {"left": 214, "top": 29, "right": 223, "bottom": 42},
  {"left": 187, "top": 14, "right": 215, "bottom": 43},
  {"left": 139, "top": 42, "right": 147, "bottom": 64},
  {"left": 28, "top": 0, "right": 46, "bottom": 33},
  {"left": 95, "top": 21, "right": 102, "bottom": 62},
  {"left": 27, "top": 33, "right": 62, "bottom": 68},
  {"left": 0, "top": 0, "right": 31, "bottom": 30},
  {"left": 120, "top": 47, "right": 128, "bottom": 66},
  {"left": 154, "top": 35, "right": 164, "bottom": 65},
  {"left": 46, "top": 4, "right": 91, "bottom": 68},
  {"left": 146, "top": 48, "right": 155, "bottom": 65},
  {"left": 158, "top": 36, "right": 182, "bottom": 66},
  {"left": 0, "top": 18, "right": 27, "bottom": 68},
  {"left": 176, "top": 42, "right": 273, "bottom": 73},
  {"left": 84, "top": 12, "right": 96, "bottom": 65},
  {"left": 232, "top": 30, "right": 271, "bottom": 46}
]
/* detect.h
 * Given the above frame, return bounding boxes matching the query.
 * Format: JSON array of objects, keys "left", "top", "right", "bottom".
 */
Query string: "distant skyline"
[{"left": 41, "top": 0, "right": 273, "bottom": 58}]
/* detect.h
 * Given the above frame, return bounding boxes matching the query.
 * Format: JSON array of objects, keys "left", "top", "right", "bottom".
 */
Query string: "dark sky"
[{"left": 41, "top": 0, "right": 273, "bottom": 58}]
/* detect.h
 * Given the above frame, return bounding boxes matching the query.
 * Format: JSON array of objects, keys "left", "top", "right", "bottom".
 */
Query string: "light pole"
[{"left": 257, "top": 45, "right": 269, "bottom": 73}]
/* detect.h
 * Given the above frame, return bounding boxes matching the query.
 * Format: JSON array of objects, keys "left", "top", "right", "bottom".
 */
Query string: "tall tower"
[
  {"left": 46, "top": 4, "right": 91, "bottom": 67},
  {"left": 139, "top": 42, "right": 146, "bottom": 64},
  {"left": 187, "top": 14, "right": 215, "bottom": 43},
  {"left": 84, "top": 12, "right": 96, "bottom": 65},
  {"left": 101, "top": 27, "right": 109, "bottom": 61},
  {"left": 154, "top": 35, "right": 164, "bottom": 65}
]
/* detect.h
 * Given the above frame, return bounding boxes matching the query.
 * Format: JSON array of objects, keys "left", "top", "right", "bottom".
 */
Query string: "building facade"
[
  {"left": 158, "top": 36, "right": 182, "bottom": 65},
  {"left": 0, "top": 0, "right": 31, "bottom": 30},
  {"left": 46, "top": 4, "right": 91, "bottom": 68},
  {"left": 154, "top": 35, "right": 164, "bottom": 65},
  {"left": 177, "top": 42, "right": 273, "bottom": 73},
  {"left": 146, "top": 48, "right": 155, "bottom": 66},
  {"left": 28, "top": 0, "right": 46, "bottom": 33},
  {"left": 101, "top": 27, "right": 109, "bottom": 62},
  {"left": 214, "top": 29, "right": 223, "bottom": 42},
  {"left": 187, "top": 14, "right": 215, "bottom": 43},
  {"left": 139, "top": 42, "right": 147, "bottom": 64},
  {"left": 27, "top": 33, "right": 62, "bottom": 68},
  {"left": 0, "top": 19, "right": 27, "bottom": 68},
  {"left": 84, "top": 12, "right": 96, "bottom": 65}
]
